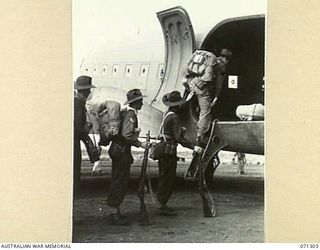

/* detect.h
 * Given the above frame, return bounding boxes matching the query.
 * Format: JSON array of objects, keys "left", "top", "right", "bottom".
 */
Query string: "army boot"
[
  {"left": 193, "top": 136, "right": 205, "bottom": 155},
  {"left": 157, "top": 203, "right": 177, "bottom": 216},
  {"left": 107, "top": 207, "right": 129, "bottom": 226}
]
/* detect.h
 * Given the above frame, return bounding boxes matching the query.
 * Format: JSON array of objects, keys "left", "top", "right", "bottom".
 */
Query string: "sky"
[{"left": 72, "top": 0, "right": 267, "bottom": 78}]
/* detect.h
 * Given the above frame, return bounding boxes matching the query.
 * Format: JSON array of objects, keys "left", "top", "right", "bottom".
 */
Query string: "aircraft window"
[
  {"left": 102, "top": 65, "right": 108, "bottom": 75},
  {"left": 140, "top": 64, "right": 149, "bottom": 78},
  {"left": 83, "top": 64, "right": 91, "bottom": 73},
  {"left": 93, "top": 65, "right": 98, "bottom": 74},
  {"left": 157, "top": 64, "right": 165, "bottom": 79},
  {"left": 112, "top": 65, "right": 120, "bottom": 77},
  {"left": 125, "top": 64, "right": 133, "bottom": 77}
]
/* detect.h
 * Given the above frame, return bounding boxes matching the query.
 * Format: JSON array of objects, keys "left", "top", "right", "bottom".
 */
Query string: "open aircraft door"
[{"left": 152, "top": 6, "right": 195, "bottom": 110}]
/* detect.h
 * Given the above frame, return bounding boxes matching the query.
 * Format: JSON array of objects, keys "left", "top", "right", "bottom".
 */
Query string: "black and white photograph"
[
  {"left": 3, "top": 0, "right": 320, "bottom": 245},
  {"left": 72, "top": 0, "right": 266, "bottom": 243}
]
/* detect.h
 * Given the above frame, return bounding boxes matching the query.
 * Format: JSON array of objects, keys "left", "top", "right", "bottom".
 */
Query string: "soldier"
[
  {"left": 157, "top": 91, "right": 188, "bottom": 215},
  {"left": 107, "top": 89, "right": 148, "bottom": 225},
  {"left": 183, "top": 48, "right": 232, "bottom": 153},
  {"left": 74, "top": 75, "right": 96, "bottom": 194},
  {"left": 235, "top": 152, "right": 247, "bottom": 175}
]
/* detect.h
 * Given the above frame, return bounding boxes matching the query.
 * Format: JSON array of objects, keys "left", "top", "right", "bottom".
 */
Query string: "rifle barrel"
[{"left": 138, "top": 131, "right": 151, "bottom": 225}]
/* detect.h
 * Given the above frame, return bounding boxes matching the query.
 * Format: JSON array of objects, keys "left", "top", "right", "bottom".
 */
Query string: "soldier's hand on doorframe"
[{"left": 210, "top": 97, "right": 218, "bottom": 108}]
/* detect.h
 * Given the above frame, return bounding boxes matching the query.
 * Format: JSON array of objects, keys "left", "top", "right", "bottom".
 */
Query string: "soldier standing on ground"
[
  {"left": 107, "top": 89, "right": 149, "bottom": 225},
  {"left": 156, "top": 91, "right": 188, "bottom": 215},
  {"left": 235, "top": 152, "right": 247, "bottom": 175},
  {"left": 74, "top": 75, "right": 96, "bottom": 194}
]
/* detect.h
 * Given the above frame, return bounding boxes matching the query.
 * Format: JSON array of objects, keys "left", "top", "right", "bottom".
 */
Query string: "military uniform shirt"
[
  {"left": 74, "top": 93, "right": 90, "bottom": 139},
  {"left": 121, "top": 107, "right": 141, "bottom": 147},
  {"left": 162, "top": 111, "right": 181, "bottom": 142}
]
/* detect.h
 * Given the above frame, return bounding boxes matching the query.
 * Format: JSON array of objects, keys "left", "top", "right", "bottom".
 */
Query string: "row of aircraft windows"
[{"left": 84, "top": 63, "right": 165, "bottom": 79}]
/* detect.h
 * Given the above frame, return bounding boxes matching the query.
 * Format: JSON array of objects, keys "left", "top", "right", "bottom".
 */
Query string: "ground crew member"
[
  {"left": 182, "top": 48, "right": 232, "bottom": 153},
  {"left": 235, "top": 152, "right": 247, "bottom": 175},
  {"left": 107, "top": 89, "right": 148, "bottom": 225},
  {"left": 157, "top": 91, "right": 188, "bottom": 215},
  {"left": 74, "top": 75, "right": 96, "bottom": 194}
]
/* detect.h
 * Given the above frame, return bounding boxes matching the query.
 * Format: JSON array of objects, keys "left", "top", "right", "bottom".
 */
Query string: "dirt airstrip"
[{"left": 73, "top": 157, "right": 264, "bottom": 243}]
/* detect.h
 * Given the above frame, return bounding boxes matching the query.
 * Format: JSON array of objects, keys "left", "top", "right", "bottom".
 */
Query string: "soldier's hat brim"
[
  {"left": 124, "top": 95, "right": 147, "bottom": 105},
  {"left": 74, "top": 84, "right": 96, "bottom": 90},
  {"left": 162, "top": 91, "right": 186, "bottom": 107},
  {"left": 74, "top": 75, "right": 96, "bottom": 90}
]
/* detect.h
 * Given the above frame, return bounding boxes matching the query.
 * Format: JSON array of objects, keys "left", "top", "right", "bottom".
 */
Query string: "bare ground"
[{"left": 72, "top": 160, "right": 264, "bottom": 243}]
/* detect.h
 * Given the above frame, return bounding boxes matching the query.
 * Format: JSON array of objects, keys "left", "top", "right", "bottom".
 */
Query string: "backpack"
[
  {"left": 96, "top": 100, "right": 122, "bottom": 146},
  {"left": 186, "top": 50, "right": 217, "bottom": 81}
]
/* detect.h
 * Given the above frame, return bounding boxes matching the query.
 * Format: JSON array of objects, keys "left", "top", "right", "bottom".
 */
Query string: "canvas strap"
[{"left": 156, "top": 111, "right": 175, "bottom": 142}]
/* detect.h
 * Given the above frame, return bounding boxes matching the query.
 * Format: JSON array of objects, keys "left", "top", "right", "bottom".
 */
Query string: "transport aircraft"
[{"left": 77, "top": 4, "right": 265, "bottom": 172}]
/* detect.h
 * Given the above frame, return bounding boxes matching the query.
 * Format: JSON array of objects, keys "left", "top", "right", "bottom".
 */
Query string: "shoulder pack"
[
  {"left": 187, "top": 50, "right": 217, "bottom": 77},
  {"left": 97, "top": 100, "right": 122, "bottom": 146}
]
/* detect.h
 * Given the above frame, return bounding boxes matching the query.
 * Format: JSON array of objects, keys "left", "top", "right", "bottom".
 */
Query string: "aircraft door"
[{"left": 152, "top": 6, "right": 196, "bottom": 110}]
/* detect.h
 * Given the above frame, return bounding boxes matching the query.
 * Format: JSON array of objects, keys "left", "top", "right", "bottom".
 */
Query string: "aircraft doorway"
[{"left": 195, "top": 15, "right": 265, "bottom": 121}]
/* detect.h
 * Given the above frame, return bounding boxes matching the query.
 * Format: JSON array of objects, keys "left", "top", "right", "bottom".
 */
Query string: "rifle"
[{"left": 138, "top": 130, "right": 151, "bottom": 225}]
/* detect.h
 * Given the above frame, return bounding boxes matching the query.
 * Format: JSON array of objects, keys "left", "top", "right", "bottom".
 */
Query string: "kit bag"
[
  {"left": 82, "top": 134, "right": 100, "bottom": 163},
  {"left": 149, "top": 140, "right": 167, "bottom": 161},
  {"left": 236, "top": 103, "right": 264, "bottom": 121},
  {"left": 149, "top": 111, "right": 177, "bottom": 160}
]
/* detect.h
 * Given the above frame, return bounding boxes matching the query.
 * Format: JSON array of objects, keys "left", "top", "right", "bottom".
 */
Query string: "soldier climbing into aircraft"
[{"left": 182, "top": 48, "right": 232, "bottom": 154}]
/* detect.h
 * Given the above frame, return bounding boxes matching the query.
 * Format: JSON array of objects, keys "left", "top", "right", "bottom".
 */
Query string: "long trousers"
[
  {"left": 196, "top": 91, "right": 213, "bottom": 137},
  {"left": 107, "top": 153, "right": 132, "bottom": 209},
  {"left": 73, "top": 138, "right": 81, "bottom": 193},
  {"left": 188, "top": 77, "right": 213, "bottom": 137},
  {"left": 238, "top": 159, "right": 245, "bottom": 173},
  {"left": 157, "top": 155, "right": 177, "bottom": 205}
]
